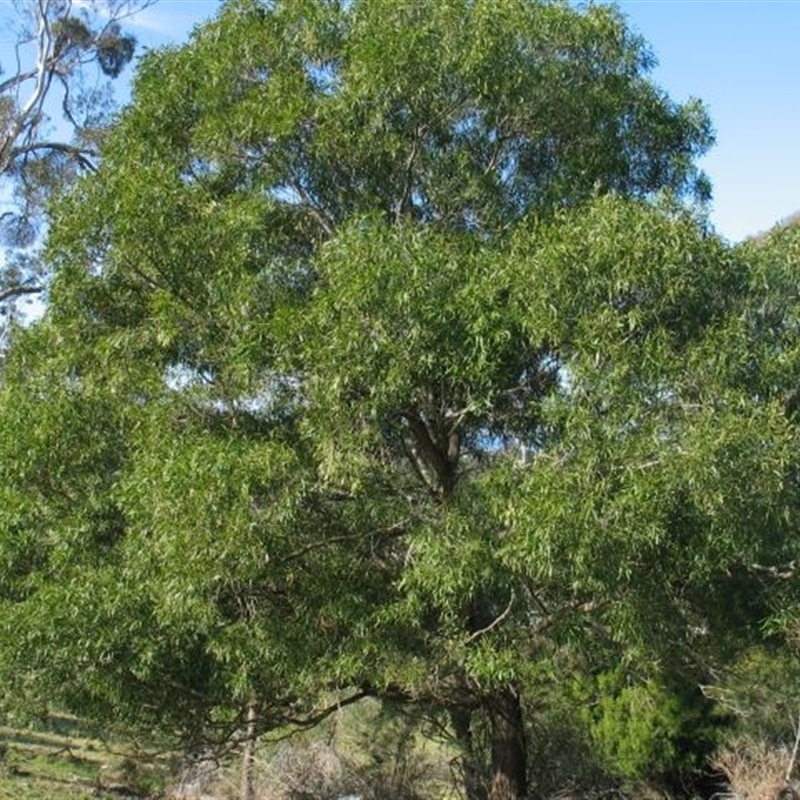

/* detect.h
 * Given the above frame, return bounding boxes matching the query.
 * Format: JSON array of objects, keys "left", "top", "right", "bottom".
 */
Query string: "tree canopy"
[{"left": 1, "top": 2, "right": 798, "bottom": 799}]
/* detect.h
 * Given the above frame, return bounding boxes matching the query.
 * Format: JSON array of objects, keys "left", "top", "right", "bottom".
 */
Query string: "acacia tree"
[
  {"left": 2, "top": 1, "right": 798, "bottom": 798},
  {"left": 0, "top": 0, "right": 146, "bottom": 343}
]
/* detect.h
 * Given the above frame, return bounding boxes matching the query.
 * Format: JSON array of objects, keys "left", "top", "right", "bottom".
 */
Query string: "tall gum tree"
[
  {"left": 4, "top": 1, "right": 799, "bottom": 798},
  {"left": 0, "top": 0, "right": 146, "bottom": 346}
]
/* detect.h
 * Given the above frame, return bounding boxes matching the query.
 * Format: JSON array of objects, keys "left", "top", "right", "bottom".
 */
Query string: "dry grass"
[
  {"left": 714, "top": 738, "right": 800, "bottom": 800},
  {"left": 192, "top": 733, "right": 455, "bottom": 800},
  {"left": 171, "top": 697, "right": 462, "bottom": 800}
]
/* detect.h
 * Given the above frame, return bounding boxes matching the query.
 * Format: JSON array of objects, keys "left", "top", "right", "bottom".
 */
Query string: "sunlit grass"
[{"left": 0, "top": 715, "right": 170, "bottom": 799}]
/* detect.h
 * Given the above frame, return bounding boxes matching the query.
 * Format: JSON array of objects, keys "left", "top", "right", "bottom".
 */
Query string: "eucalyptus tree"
[
  {"left": 0, "top": 0, "right": 146, "bottom": 345},
  {"left": 3, "top": 1, "right": 798, "bottom": 799}
]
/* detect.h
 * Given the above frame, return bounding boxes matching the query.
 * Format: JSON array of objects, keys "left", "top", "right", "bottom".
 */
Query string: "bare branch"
[
  {"left": 276, "top": 520, "right": 408, "bottom": 564},
  {"left": 393, "top": 129, "right": 420, "bottom": 224},
  {"left": 401, "top": 409, "right": 456, "bottom": 498},
  {"left": 288, "top": 176, "right": 335, "bottom": 237},
  {"left": 264, "top": 690, "right": 372, "bottom": 742},
  {"left": 0, "top": 68, "right": 41, "bottom": 97},
  {"left": 465, "top": 592, "right": 515, "bottom": 644},
  {"left": 95, "top": 0, "right": 160, "bottom": 30},
  {"left": 0, "top": 284, "right": 45, "bottom": 304},
  {"left": 786, "top": 714, "right": 800, "bottom": 786},
  {"left": 400, "top": 430, "right": 440, "bottom": 499},
  {"left": 10, "top": 140, "right": 97, "bottom": 171},
  {"left": 750, "top": 561, "right": 797, "bottom": 579}
]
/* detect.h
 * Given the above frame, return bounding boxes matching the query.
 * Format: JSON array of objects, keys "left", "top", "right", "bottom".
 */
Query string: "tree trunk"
[
  {"left": 240, "top": 702, "right": 257, "bottom": 800},
  {"left": 451, "top": 706, "right": 488, "bottom": 800},
  {"left": 487, "top": 688, "right": 528, "bottom": 800}
]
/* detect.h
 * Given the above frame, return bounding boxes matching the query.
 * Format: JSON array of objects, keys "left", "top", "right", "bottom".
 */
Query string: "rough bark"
[{"left": 488, "top": 688, "right": 528, "bottom": 800}]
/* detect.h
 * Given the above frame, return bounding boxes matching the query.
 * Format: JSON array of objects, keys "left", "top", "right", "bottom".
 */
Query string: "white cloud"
[{"left": 126, "top": 1, "right": 220, "bottom": 41}]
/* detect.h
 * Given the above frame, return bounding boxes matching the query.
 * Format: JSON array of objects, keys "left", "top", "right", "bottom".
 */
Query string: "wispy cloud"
[
  {"left": 71, "top": 0, "right": 218, "bottom": 41},
  {"left": 125, "top": 1, "right": 220, "bottom": 41}
]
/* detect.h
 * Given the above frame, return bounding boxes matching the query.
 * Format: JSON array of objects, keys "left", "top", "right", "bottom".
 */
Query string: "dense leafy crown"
[{"left": 1, "top": 4, "right": 798, "bottom": 784}]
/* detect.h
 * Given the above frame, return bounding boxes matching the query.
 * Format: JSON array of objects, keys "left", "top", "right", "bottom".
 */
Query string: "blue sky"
[
  {"left": 616, "top": 1, "right": 800, "bottom": 241},
  {"left": 128, "top": 0, "right": 799, "bottom": 243},
  {"left": 3, "top": 0, "right": 798, "bottom": 243}
]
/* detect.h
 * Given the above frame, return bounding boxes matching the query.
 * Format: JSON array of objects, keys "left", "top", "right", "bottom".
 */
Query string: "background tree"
[
  {"left": 0, "top": 0, "right": 147, "bottom": 347},
  {"left": 4, "top": 1, "right": 799, "bottom": 799}
]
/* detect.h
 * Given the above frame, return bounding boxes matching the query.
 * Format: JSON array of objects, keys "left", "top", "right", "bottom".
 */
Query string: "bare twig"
[
  {"left": 0, "top": 284, "right": 45, "bottom": 304},
  {"left": 288, "top": 173, "right": 335, "bottom": 237},
  {"left": 532, "top": 598, "right": 606, "bottom": 635},
  {"left": 276, "top": 520, "right": 408, "bottom": 564},
  {"left": 10, "top": 140, "right": 97, "bottom": 171},
  {"left": 465, "top": 592, "right": 515, "bottom": 644},
  {"left": 263, "top": 690, "right": 371, "bottom": 742},
  {"left": 750, "top": 561, "right": 797, "bottom": 579},
  {"left": 785, "top": 714, "right": 800, "bottom": 785}
]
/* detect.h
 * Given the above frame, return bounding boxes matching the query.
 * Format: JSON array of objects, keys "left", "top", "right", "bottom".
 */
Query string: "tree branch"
[
  {"left": 276, "top": 520, "right": 408, "bottom": 564},
  {"left": 0, "top": 284, "right": 45, "bottom": 304},
  {"left": 393, "top": 129, "right": 420, "bottom": 224},
  {"left": 749, "top": 561, "right": 797, "bottom": 579},
  {"left": 0, "top": 68, "right": 40, "bottom": 96},
  {"left": 401, "top": 410, "right": 456, "bottom": 498},
  {"left": 786, "top": 714, "right": 800, "bottom": 786},
  {"left": 400, "top": 429, "right": 440, "bottom": 499},
  {"left": 288, "top": 174, "right": 335, "bottom": 237},
  {"left": 264, "top": 690, "right": 372, "bottom": 741},
  {"left": 465, "top": 592, "right": 515, "bottom": 644},
  {"left": 0, "top": 0, "right": 57, "bottom": 175},
  {"left": 10, "top": 140, "right": 97, "bottom": 171}
]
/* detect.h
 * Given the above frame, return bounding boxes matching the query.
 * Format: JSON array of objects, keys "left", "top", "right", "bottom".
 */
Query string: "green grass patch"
[{"left": 0, "top": 714, "right": 171, "bottom": 799}]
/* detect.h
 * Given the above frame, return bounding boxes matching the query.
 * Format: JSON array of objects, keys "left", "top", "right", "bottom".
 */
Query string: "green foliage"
[
  {"left": 582, "top": 670, "right": 721, "bottom": 781},
  {"left": 710, "top": 644, "right": 800, "bottom": 749},
  {"left": 1, "top": 0, "right": 798, "bottom": 796}
]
